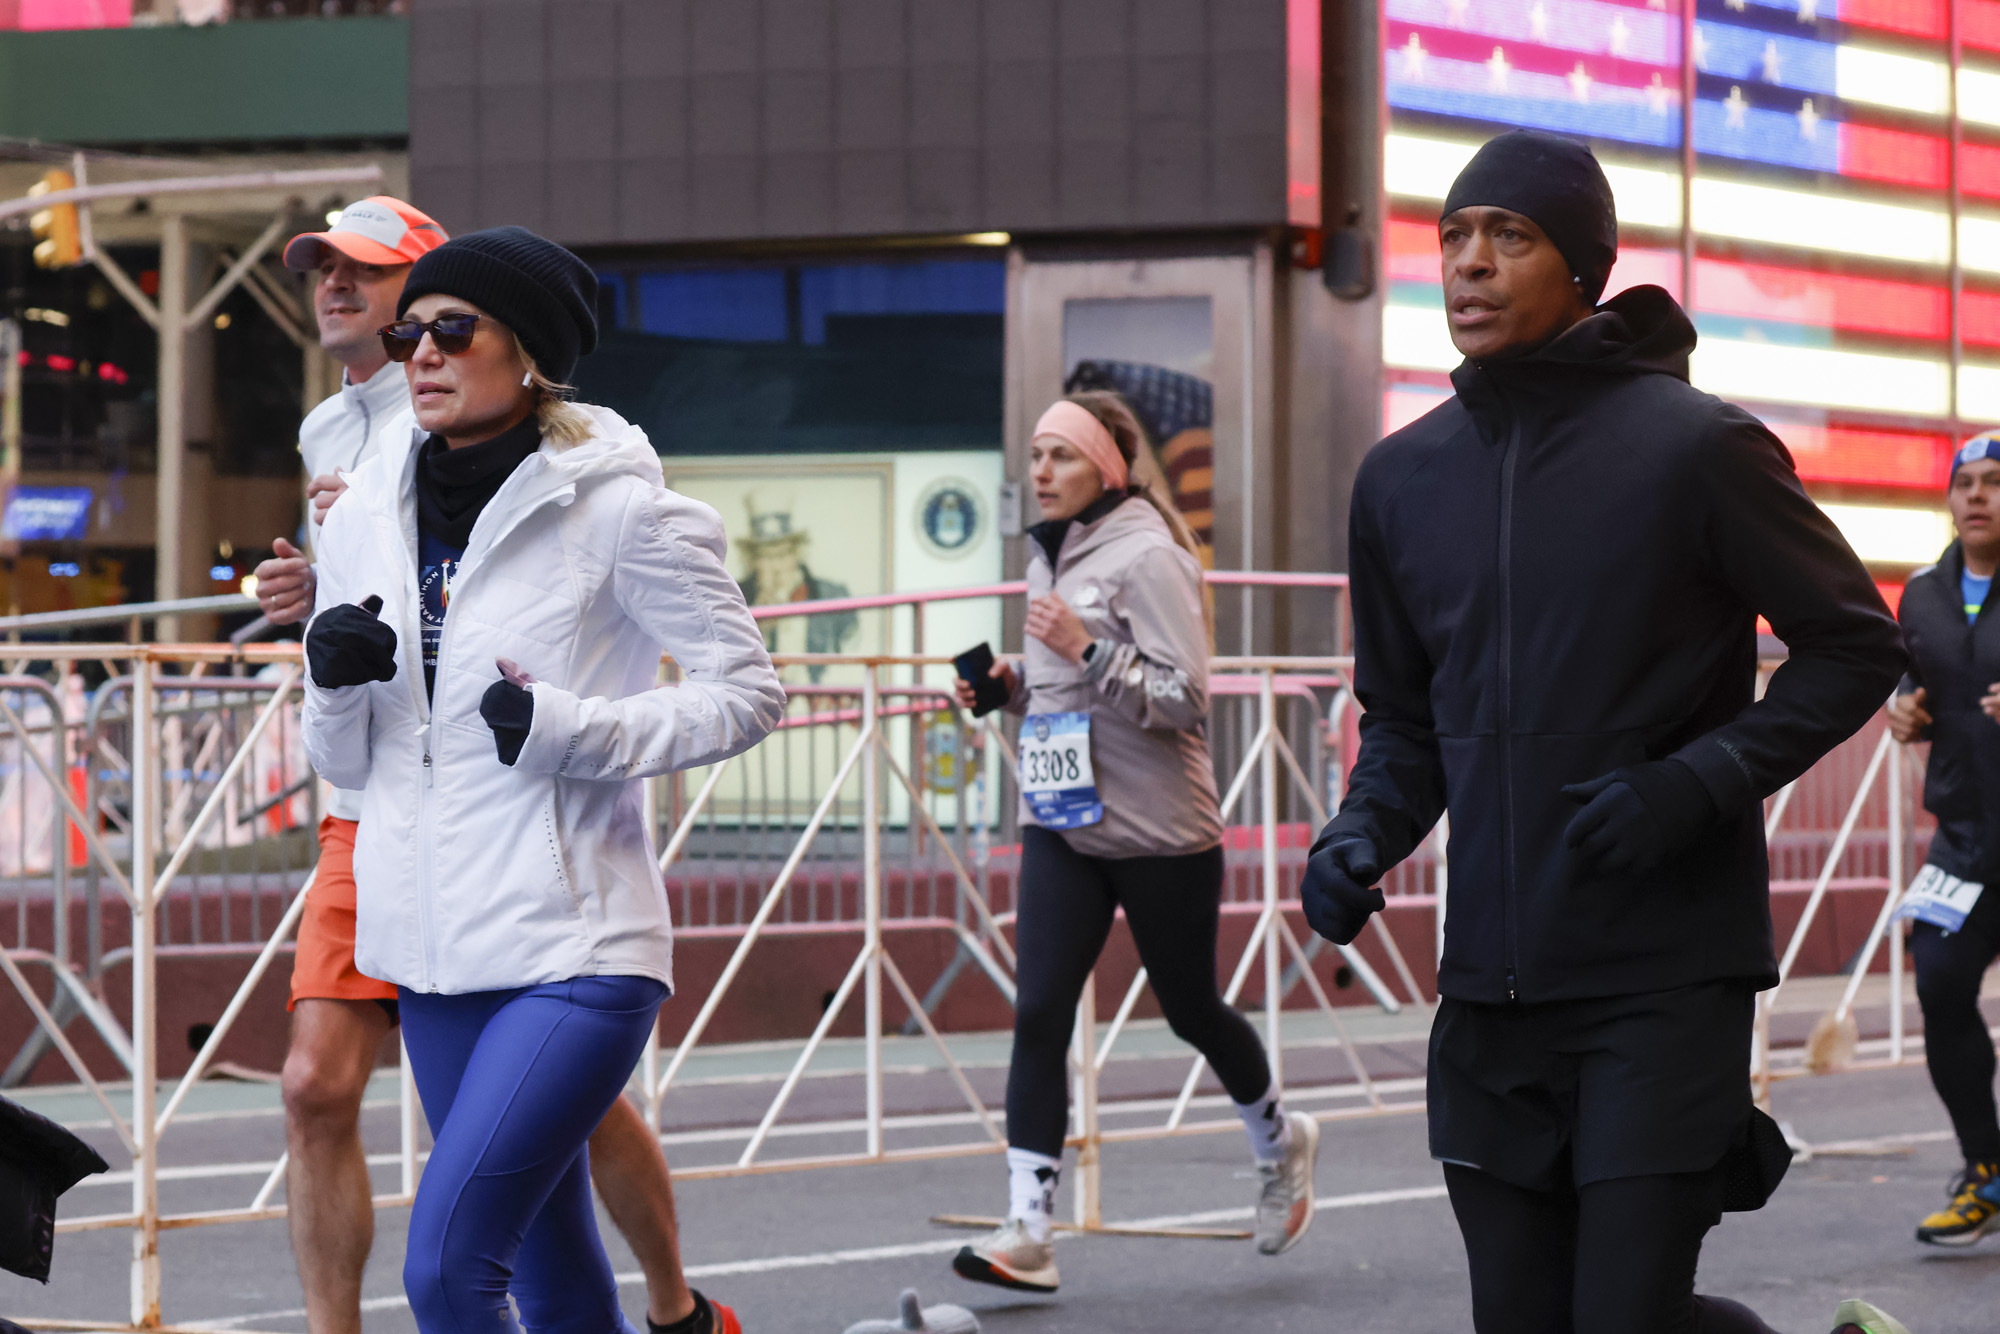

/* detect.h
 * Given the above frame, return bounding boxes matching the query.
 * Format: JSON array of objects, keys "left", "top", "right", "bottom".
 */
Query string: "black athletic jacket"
[
  {"left": 1322, "top": 286, "right": 1905, "bottom": 1004},
  {"left": 1900, "top": 545, "right": 2000, "bottom": 883}
]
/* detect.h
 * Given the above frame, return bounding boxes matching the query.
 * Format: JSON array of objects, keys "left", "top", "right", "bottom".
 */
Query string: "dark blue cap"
[{"left": 1952, "top": 433, "right": 2000, "bottom": 487}]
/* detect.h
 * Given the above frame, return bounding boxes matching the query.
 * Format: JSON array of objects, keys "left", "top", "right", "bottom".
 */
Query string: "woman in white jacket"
[{"left": 300, "top": 227, "right": 782, "bottom": 1334}]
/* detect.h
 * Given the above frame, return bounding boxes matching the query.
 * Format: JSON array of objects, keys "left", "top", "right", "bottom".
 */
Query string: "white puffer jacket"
[{"left": 301, "top": 405, "right": 784, "bottom": 995}]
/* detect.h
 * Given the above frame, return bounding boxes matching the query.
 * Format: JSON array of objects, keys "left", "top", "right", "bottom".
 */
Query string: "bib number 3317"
[
  {"left": 1019, "top": 711, "right": 1103, "bottom": 830},
  {"left": 1896, "top": 863, "right": 1986, "bottom": 933}
]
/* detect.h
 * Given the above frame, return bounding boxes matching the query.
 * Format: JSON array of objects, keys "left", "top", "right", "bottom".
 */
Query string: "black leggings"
[
  {"left": 1005, "top": 826, "right": 1272, "bottom": 1157},
  {"left": 1912, "top": 918, "right": 2000, "bottom": 1164},
  {"left": 1444, "top": 1163, "right": 1780, "bottom": 1334}
]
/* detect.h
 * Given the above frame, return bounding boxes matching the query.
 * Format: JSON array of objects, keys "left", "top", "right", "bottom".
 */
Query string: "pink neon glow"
[
  {"left": 14, "top": 0, "right": 130, "bottom": 29},
  {"left": 1387, "top": 219, "right": 1682, "bottom": 301},
  {"left": 748, "top": 571, "right": 1347, "bottom": 622}
]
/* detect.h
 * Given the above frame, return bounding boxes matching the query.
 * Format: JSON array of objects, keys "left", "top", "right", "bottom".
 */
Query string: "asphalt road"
[{"left": 6, "top": 1048, "right": 1996, "bottom": 1334}]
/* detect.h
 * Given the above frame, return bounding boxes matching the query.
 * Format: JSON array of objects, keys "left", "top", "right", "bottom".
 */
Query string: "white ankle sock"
[
  {"left": 1235, "top": 1081, "right": 1292, "bottom": 1164},
  {"left": 1006, "top": 1147, "right": 1062, "bottom": 1242}
]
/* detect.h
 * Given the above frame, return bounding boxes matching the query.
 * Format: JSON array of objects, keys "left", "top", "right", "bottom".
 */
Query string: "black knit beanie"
[
  {"left": 397, "top": 226, "right": 599, "bottom": 385},
  {"left": 1442, "top": 130, "right": 1618, "bottom": 304}
]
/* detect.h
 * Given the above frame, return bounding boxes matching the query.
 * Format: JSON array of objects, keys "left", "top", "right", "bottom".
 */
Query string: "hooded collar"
[
  {"left": 1449, "top": 284, "right": 1696, "bottom": 435},
  {"left": 1923, "top": 538, "right": 2000, "bottom": 630},
  {"left": 384, "top": 404, "right": 667, "bottom": 559},
  {"left": 1028, "top": 489, "right": 1130, "bottom": 569}
]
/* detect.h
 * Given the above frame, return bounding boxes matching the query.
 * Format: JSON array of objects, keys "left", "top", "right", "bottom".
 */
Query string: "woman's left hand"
[{"left": 1026, "top": 593, "right": 1093, "bottom": 665}]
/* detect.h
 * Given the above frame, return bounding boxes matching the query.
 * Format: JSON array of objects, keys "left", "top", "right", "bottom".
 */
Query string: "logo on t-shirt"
[{"left": 417, "top": 529, "right": 463, "bottom": 674}]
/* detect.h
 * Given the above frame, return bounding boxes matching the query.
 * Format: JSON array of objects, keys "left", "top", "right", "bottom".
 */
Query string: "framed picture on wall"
[{"left": 661, "top": 457, "right": 894, "bottom": 681}]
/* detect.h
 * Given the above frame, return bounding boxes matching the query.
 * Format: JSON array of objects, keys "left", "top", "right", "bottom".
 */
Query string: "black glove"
[
  {"left": 479, "top": 678, "right": 534, "bottom": 766},
  {"left": 1299, "top": 836, "right": 1383, "bottom": 945},
  {"left": 1561, "top": 759, "right": 1718, "bottom": 877},
  {"left": 305, "top": 595, "right": 397, "bottom": 689}
]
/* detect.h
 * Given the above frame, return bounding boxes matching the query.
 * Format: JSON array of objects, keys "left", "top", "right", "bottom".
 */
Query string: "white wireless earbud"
[{"left": 522, "top": 371, "right": 533, "bottom": 387}]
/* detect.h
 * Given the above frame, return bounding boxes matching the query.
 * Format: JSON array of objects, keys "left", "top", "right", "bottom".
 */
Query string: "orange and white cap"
[{"left": 283, "top": 196, "right": 448, "bottom": 270}]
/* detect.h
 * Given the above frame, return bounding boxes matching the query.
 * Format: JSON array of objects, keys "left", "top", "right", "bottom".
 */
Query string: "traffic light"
[{"left": 29, "top": 170, "right": 81, "bottom": 270}]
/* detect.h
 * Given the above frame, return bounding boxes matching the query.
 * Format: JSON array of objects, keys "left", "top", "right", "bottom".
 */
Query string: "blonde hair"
[
  {"left": 1065, "top": 389, "right": 1215, "bottom": 643},
  {"left": 504, "top": 327, "right": 596, "bottom": 449}
]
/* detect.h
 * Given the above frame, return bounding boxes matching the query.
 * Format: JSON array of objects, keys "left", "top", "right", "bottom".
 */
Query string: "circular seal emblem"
[
  {"left": 915, "top": 479, "right": 983, "bottom": 560},
  {"left": 1033, "top": 718, "right": 1051, "bottom": 743}
]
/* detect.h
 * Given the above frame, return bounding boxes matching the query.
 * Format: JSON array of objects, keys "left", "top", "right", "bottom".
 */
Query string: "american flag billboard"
[{"left": 1381, "top": 0, "right": 1998, "bottom": 571}]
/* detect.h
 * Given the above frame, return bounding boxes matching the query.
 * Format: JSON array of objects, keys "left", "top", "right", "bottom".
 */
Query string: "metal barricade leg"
[
  {"left": 1072, "top": 974, "right": 1101, "bottom": 1229},
  {"left": 130, "top": 657, "right": 160, "bottom": 1328},
  {"left": 1259, "top": 669, "right": 1283, "bottom": 1090},
  {"left": 863, "top": 666, "right": 884, "bottom": 1159}
]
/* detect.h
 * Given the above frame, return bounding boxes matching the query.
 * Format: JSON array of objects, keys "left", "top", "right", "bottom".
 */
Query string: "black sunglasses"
[{"left": 379, "top": 312, "right": 483, "bottom": 361}]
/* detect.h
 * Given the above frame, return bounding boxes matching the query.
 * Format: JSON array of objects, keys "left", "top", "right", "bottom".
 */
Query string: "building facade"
[
  {"left": 409, "top": 0, "right": 1375, "bottom": 656},
  {"left": 9, "top": 0, "right": 1969, "bottom": 638}
]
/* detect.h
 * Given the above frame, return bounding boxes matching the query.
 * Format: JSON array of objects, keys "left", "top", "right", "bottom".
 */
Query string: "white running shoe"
[
  {"left": 951, "top": 1217, "right": 1060, "bottom": 1293},
  {"left": 1255, "top": 1110, "right": 1320, "bottom": 1256}
]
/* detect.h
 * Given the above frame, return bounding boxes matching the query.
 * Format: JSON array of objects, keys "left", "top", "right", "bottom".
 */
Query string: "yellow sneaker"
[{"left": 1915, "top": 1161, "right": 2000, "bottom": 1246}]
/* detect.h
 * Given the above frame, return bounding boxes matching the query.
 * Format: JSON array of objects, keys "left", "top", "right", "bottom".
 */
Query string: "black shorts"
[{"left": 1427, "top": 980, "right": 1756, "bottom": 1192}]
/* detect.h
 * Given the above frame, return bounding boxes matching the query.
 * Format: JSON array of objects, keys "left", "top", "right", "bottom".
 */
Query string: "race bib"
[
  {"left": 1896, "top": 863, "right": 1987, "bottom": 933},
  {"left": 1019, "top": 711, "right": 1103, "bottom": 829}
]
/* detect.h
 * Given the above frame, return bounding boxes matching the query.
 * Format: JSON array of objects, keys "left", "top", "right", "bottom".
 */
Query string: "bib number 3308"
[{"left": 1019, "top": 711, "right": 1103, "bottom": 830}]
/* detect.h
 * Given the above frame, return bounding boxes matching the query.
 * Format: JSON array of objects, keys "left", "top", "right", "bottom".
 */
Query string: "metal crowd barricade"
[
  {"left": 0, "top": 578, "right": 1939, "bottom": 1328},
  {"left": 627, "top": 649, "right": 1421, "bottom": 1243},
  {"left": 1753, "top": 714, "right": 1933, "bottom": 1103},
  {"left": 0, "top": 641, "right": 420, "bottom": 1332}
]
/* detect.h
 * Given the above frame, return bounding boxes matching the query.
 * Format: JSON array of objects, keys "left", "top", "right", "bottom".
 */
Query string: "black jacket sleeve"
[
  {"left": 1315, "top": 477, "right": 1449, "bottom": 866},
  {"left": 1896, "top": 584, "right": 1931, "bottom": 736},
  {"left": 1669, "top": 405, "right": 1908, "bottom": 811}
]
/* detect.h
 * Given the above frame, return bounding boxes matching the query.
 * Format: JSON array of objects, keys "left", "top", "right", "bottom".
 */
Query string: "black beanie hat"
[
  {"left": 1442, "top": 130, "right": 1619, "bottom": 304},
  {"left": 397, "top": 226, "right": 599, "bottom": 385}
]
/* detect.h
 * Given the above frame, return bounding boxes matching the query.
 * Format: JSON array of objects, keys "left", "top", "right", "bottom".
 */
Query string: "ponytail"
[{"left": 1063, "top": 390, "right": 1215, "bottom": 647}]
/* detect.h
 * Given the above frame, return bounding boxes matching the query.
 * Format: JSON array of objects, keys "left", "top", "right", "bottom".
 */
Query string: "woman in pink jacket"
[{"left": 949, "top": 393, "right": 1320, "bottom": 1295}]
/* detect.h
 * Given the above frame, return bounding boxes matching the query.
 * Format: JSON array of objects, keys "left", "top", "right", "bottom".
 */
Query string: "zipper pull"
[{"left": 423, "top": 751, "right": 434, "bottom": 786}]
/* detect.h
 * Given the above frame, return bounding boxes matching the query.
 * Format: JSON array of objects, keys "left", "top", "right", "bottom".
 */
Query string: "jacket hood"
[
  {"left": 1450, "top": 284, "right": 1696, "bottom": 396},
  {"left": 527, "top": 403, "right": 666, "bottom": 486},
  {"left": 384, "top": 403, "right": 664, "bottom": 512}
]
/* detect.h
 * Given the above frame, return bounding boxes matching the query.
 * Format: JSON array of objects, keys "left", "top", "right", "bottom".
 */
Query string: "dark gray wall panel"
[{"left": 410, "top": 0, "right": 1291, "bottom": 245}]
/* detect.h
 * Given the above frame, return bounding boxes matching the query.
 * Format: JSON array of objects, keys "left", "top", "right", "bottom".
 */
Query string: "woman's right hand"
[
  {"left": 953, "top": 660, "right": 1016, "bottom": 711},
  {"left": 305, "top": 595, "right": 399, "bottom": 689},
  {"left": 1887, "top": 687, "right": 1931, "bottom": 743}
]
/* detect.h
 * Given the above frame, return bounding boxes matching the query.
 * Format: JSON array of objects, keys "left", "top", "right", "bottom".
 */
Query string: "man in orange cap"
[{"left": 257, "top": 198, "right": 736, "bottom": 1334}]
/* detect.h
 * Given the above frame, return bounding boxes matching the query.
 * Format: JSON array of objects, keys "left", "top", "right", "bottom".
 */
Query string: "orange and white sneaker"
[
  {"left": 1255, "top": 1111, "right": 1320, "bottom": 1255},
  {"left": 951, "top": 1217, "right": 1059, "bottom": 1293},
  {"left": 704, "top": 1293, "right": 742, "bottom": 1334},
  {"left": 655, "top": 1290, "right": 739, "bottom": 1334}
]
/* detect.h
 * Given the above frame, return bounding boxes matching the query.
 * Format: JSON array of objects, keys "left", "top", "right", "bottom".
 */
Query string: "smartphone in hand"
[{"left": 953, "top": 642, "right": 1009, "bottom": 718}]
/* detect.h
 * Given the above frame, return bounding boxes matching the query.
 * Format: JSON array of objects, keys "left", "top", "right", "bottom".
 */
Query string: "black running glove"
[
  {"left": 305, "top": 595, "right": 397, "bottom": 689},
  {"left": 1299, "top": 836, "right": 1383, "bottom": 946},
  {"left": 479, "top": 678, "right": 534, "bottom": 767},
  {"left": 1561, "top": 759, "right": 1718, "bottom": 877}
]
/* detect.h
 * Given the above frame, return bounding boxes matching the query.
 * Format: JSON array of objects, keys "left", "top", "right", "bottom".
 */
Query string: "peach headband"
[{"left": 1032, "top": 400, "right": 1128, "bottom": 491}]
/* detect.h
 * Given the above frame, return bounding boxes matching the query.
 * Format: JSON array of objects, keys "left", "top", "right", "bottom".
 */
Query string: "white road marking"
[{"left": 193, "top": 1183, "right": 1452, "bottom": 1329}]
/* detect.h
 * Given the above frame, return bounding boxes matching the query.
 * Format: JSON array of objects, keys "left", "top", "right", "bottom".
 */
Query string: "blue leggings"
[{"left": 399, "top": 975, "right": 667, "bottom": 1334}]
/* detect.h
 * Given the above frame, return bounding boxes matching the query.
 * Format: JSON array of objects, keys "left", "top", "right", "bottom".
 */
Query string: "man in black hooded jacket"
[{"left": 1300, "top": 130, "right": 1908, "bottom": 1334}]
